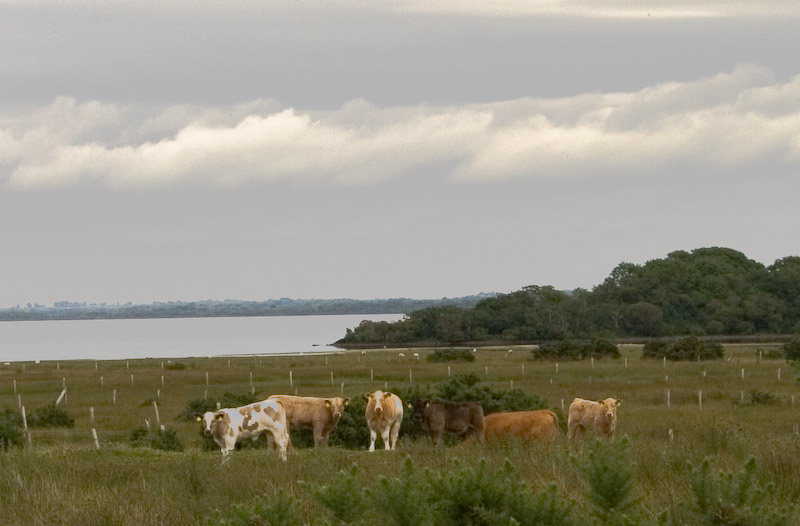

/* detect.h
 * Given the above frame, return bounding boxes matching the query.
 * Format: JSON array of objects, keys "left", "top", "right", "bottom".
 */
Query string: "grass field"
[{"left": 1, "top": 344, "right": 799, "bottom": 525}]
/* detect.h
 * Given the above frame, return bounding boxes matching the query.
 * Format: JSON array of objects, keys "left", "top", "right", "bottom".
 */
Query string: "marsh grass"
[{"left": 0, "top": 344, "right": 798, "bottom": 525}]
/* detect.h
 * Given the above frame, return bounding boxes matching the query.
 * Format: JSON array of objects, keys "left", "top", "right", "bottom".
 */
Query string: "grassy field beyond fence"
[{"left": 1, "top": 344, "right": 799, "bottom": 525}]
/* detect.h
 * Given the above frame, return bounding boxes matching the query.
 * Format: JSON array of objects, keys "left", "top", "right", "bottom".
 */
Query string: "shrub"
[
  {"left": 208, "top": 491, "right": 302, "bottom": 526},
  {"left": 532, "top": 338, "right": 620, "bottom": 361},
  {"left": 329, "top": 396, "right": 369, "bottom": 450},
  {"left": 687, "top": 457, "right": 793, "bottom": 526},
  {"left": 163, "top": 361, "right": 186, "bottom": 371},
  {"left": 427, "top": 349, "right": 475, "bottom": 363},
  {"left": 784, "top": 335, "right": 800, "bottom": 361},
  {"left": 369, "top": 457, "right": 433, "bottom": 526},
  {"left": 28, "top": 404, "right": 74, "bottom": 428},
  {"left": 435, "top": 373, "right": 547, "bottom": 415},
  {"left": 426, "top": 458, "right": 574, "bottom": 526},
  {"left": 573, "top": 437, "right": 641, "bottom": 526},
  {"left": 642, "top": 337, "right": 724, "bottom": 361},
  {"left": 131, "top": 426, "right": 183, "bottom": 451},
  {"left": 748, "top": 389, "right": 779, "bottom": 406},
  {"left": 0, "top": 409, "right": 23, "bottom": 449},
  {"left": 302, "top": 465, "right": 366, "bottom": 524},
  {"left": 177, "top": 391, "right": 257, "bottom": 422}
]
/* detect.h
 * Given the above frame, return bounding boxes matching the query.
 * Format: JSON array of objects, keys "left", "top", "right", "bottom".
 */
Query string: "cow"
[
  {"left": 411, "top": 399, "right": 485, "bottom": 446},
  {"left": 365, "top": 390, "right": 403, "bottom": 451},
  {"left": 567, "top": 397, "right": 621, "bottom": 442},
  {"left": 268, "top": 395, "right": 349, "bottom": 447},
  {"left": 482, "top": 410, "right": 559, "bottom": 444},
  {"left": 200, "top": 398, "right": 289, "bottom": 461}
]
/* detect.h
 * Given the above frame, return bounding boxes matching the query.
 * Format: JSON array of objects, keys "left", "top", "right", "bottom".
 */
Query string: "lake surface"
[{"left": 0, "top": 314, "right": 404, "bottom": 362}]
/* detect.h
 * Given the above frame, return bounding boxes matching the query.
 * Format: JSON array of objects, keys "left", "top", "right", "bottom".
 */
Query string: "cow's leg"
[
  {"left": 313, "top": 423, "right": 326, "bottom": 447},
  {"left": 270, "top": 428, "right": 289, "bottom": 461},
  {"left": 389, "top": 421, "right": 401, "bottom": 450},
  {"left": 430, "top": 430, "right": 441, "bottom": 447},
  {"left": 381, "top": 427, "right": 392, "bottom": 450},
  {"left": 368, "top": 427, "right": 377, "bottom": 452}
]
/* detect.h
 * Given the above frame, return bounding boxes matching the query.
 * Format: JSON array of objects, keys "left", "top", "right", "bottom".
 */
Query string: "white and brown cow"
[
  {"left": 201, "top": 398, "right": 289, "bottom": 461},
  {"left": 268, "top": 395, "right": 349, "bottom": 447},
  {"left": 365, "top": 390, "right": 403, "bottom": 452},
  {"left": 567, "top": 397, "right": 621, "bottom": 443}
]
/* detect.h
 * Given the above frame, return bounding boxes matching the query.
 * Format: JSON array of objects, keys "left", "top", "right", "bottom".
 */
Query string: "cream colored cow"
[
  {"left": 365, "top": 390, "right": 403, "bottom": 451},
  {"left": 567, "top": 397, "right": 621, "bottom": 442}
]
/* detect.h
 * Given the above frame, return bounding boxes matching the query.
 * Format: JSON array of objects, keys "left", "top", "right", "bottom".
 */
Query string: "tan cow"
[
  {"left": 365, "top": 390, "right": 403, "bottom": 451},
  {"left": 483, "top": 410, "right": 559, "bottom": 443},
  {"left": 567, "top": 397, "right": 621, "bottom": 442},
  {"left": 200, "top": 398, "right": 289, "bottom": 461},
  {"left": 268, "top": 395, "right": 349, "bottom": 447}
]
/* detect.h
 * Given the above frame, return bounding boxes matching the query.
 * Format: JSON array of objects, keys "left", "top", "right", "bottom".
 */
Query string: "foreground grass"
[{"left": 1, "top": 344, "right": 799, "bottom": 525}]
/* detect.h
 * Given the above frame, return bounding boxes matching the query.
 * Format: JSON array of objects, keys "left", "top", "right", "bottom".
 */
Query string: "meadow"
[{"left": 1, "top": 344, "right": 799, "bottom": 525}]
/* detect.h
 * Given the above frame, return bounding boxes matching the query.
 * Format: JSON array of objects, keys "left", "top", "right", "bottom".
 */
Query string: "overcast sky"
[{"left": 2, "top": 1, "right": 799, "bottom": 307}]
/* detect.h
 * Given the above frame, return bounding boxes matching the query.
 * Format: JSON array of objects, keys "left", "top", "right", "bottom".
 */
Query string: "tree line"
[
  {"left": 0, "top": 294, "right": 495, "bottom": 322},
  {"left": 338, "top": 247, "right": 800, "bottom": 345}
]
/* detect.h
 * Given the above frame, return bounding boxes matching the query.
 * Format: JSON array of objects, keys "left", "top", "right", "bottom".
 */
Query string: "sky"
[{"left": 1, "top": 0, "right": 800, "bottom": 307}]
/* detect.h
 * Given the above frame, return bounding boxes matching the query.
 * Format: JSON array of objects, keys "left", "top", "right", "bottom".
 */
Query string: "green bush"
[
  {"left": 329, "top": 396, "right": 369, "bottom": 450},
  {"left": 687, "top": 457, "right": 792, "bottom": 526},
  {"left": 426, "top": 458, "right": 574, "bottom": 526},
  {"left": 0, "top": 409, "right": 24, "bottom": 449},
  {"left": 369, "top": 457, "right": 433, "bottom": 526},
  {"left": 28, "top": 404, "right": 74, "bottom": 428},
  {"left": 532, "top": 338, "right": 620, "bottom": 361},
  {"left": 573, "top": 437, "right": 641, "bottom": 526},
  {"left": 435, "top": 373, "right": 547, "bottom": 414},
  {"left": 208, "top": 491, "right": 302, "bottom": 526},
  {"left": 163, "top": 361, "right": 187, "bottom": 371},
  {"left": 130, "top": 426, "right": 183, "bottom": 451},
  {"left": 302, "top": 465, "right": 366, "bottom": 524},
  {"left": 427, "top": 349, "right": 475, "bottom": 363},
  {"left": 642, "top": 337, "right": 724, "bottom": 361},
  {"left": 178, "top": 391, "right": 257, "bottom": 422},
  {"left": 784, "top": 335, "right": 800, "bottom": 361}
]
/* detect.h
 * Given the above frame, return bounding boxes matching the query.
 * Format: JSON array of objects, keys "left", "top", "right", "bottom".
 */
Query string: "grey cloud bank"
[{"left": 1, "top": 1, "right": 799, "bottom": 308}]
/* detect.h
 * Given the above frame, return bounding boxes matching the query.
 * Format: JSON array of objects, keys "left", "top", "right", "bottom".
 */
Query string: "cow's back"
[
  {"left": 269, "top": 395, "right": 328, "bottom": 429},
  {"left": 485, "top": 410, "right": 558, "bottom": 442}
]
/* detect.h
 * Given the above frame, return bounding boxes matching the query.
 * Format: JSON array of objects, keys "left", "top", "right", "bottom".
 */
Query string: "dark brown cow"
[
  {"left": 483, "top": 410, "right": 559, "bottom": 443},
  {"left": 411, "top": 399, "right": 484, "bottom": 446}
]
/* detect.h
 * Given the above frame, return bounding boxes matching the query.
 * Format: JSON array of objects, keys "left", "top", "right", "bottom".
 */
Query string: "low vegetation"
[
  {"left": 0, "top": 343, "right": 797, "bottom": 525},
  {"left": 531, "top": 338, "right": 620, "bottom": 361},
  {"left": 641, "top": 337, "right": 725, "bottom": 361}
]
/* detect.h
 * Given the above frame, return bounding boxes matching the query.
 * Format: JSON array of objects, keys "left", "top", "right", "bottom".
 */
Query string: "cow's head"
[
  {"left": 601, "top": 398, "right": 621, "bottom": 421},
  {"left": 366, "top": 390, "right": 394, "bottom": 415},
  {"left": 200, "top": 411, "right": 224, "bottom": 436},
  {"left": 324, "top": 397, "right": 349, "bottom": 421},
  {"left": 411, "top": 399, "right": 430, "bottom": 420}
]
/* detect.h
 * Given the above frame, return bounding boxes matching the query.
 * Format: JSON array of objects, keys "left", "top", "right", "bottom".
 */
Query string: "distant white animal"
[
  {"left": 398, "top": 353, "right": 405, "bottom": 357},
  {"left": 413, "top": 353, "right": 420, "bottom": 361}
]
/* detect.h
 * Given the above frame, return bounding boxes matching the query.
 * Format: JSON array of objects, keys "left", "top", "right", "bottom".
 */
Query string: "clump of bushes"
[
  {"left": 208, "top": 491, "right": 302, "bottom": 526},
  {"left": 642, "top": 337, "right": 724, "bottom": 361},
  {"left": 163, "top": 361, "right": 186, "bottom": 371},
  {"left": 784, "top": 335, "right": 800, "bottom": 361},
  {"left": 130, "top": 426, "right": 183, "bottom": 451},
  {"left": 177, "top": 391, "right": 257, "bottom": 422},
  {"left": 531, "top": 338, "right": 620, "bottom": 361},
  {"left": 0, "top": 409, "right": 24, "bottom": 449},
  {"left": 735, "top": 389, "right": 780, "bottom": 406},
  {"left": 28, "top": 404, "right": 74, "bottom": 428},
  {"left": 427, "top": 348, "right": 475, "bottom": 363}
]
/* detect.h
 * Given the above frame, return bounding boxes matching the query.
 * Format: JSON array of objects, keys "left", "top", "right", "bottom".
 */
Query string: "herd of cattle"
[{"left": 200, "top": 391, "right": 621, "bottom": 460}]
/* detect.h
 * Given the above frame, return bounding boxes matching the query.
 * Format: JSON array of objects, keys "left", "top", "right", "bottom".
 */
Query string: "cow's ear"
[
  {"left": 324, "top": 399, "right": 332, "bottom": 407},
  {"left": 384, "top": 392, "right": 393, "bottom": 398},
  {"left": 196, "top": 416, "right": 202, "bottom": 422},
  {"left": 407, "top": 402, "right": 413, "bottom": 409},
  {"left": 344, "top": 398, "right": 350, "bottom": 406},
  {"left": 616, "top": 399, "right": 622, "bottom": 407},
  {"left": 425, "top": 401, "right": 430, "bottom": 408},
  {"left": 364, "top": 392, "right": 372, "bottom": 400},
  {"left": 215, "top": 413, "right": 224, "bottom": 421}
]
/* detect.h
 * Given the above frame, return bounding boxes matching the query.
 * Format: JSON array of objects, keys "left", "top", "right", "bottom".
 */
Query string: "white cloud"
[{"left": 3, "top": 66, "right": 800, "bottom": 190}]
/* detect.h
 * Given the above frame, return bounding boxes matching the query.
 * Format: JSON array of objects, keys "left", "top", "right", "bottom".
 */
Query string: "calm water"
[{"left": 0, "top": 314, "right": 404, "bottom": 362}]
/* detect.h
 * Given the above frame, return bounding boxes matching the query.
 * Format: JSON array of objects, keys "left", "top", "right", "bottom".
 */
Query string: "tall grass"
[{"left": 0, "top": 344, "right": 797, "bottom": 525}]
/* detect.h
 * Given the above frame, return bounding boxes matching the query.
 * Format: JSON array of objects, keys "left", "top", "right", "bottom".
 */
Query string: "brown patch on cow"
[
  {"left": 263, "top": 405, "right": 278, "bottom": 421},
  {"left": 239, "top": 406, "right": 253, "bottom": 418},
  {"left": 253, "top": 404, "right": 262, "bottom": 412},
  {"left": 228, "top": 427, "right": 234, "bottom": 437}
]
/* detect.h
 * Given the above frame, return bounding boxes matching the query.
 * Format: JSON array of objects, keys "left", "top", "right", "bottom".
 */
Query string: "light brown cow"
[
  {"left": 483, "top": 410, "right": 559, "bottom": 443},
  {"left": 200, "top": 398, "right": 289, "bottom": 461},
  {"left": 567, "top": 397, "right": 621, "bottom": 442},
  {"left": 365, "top": 390, "right": 403, "bottom": 452},
  {"left": 268, "top": 395, "right": 349, "bottom": 447}
]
